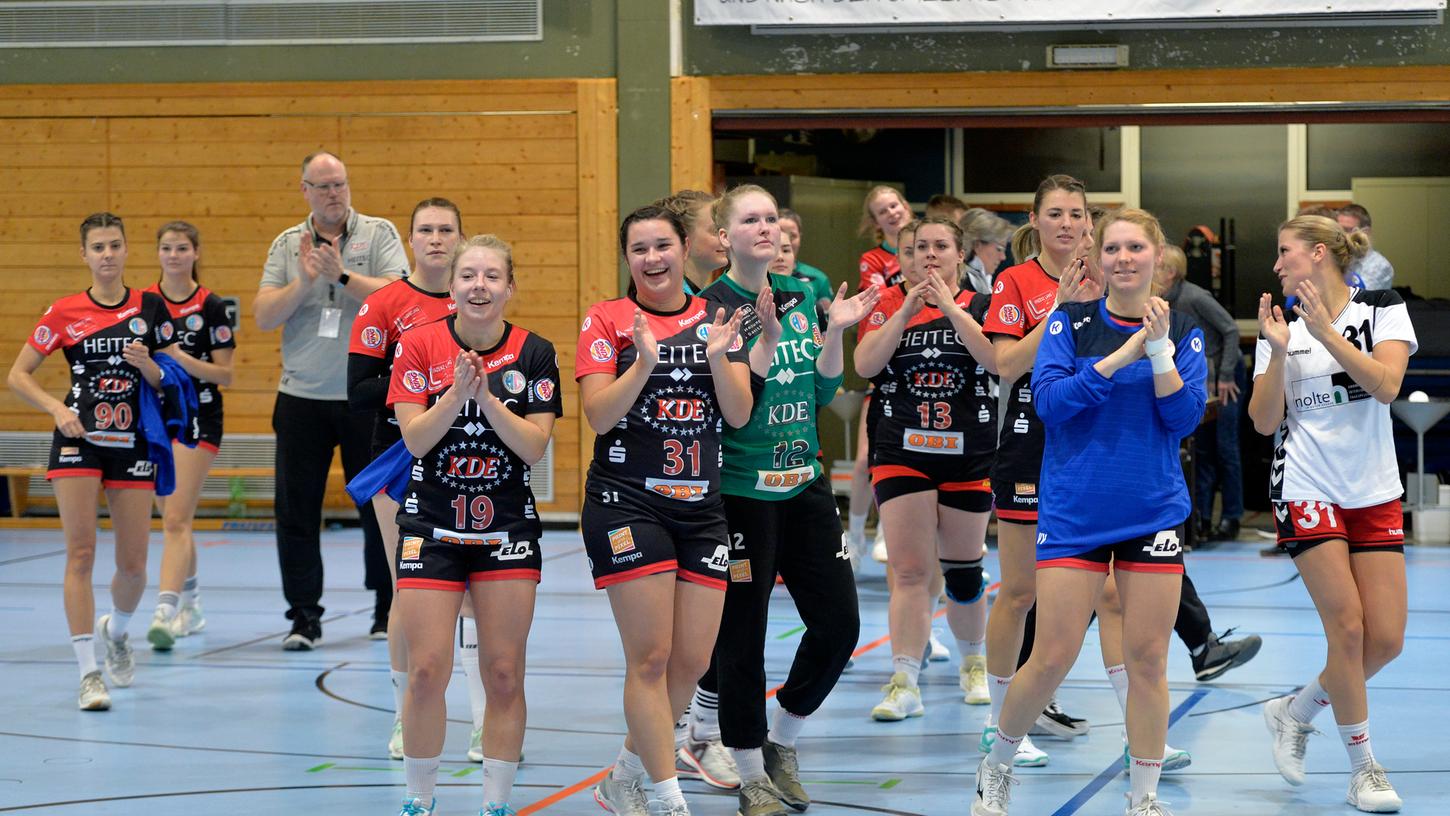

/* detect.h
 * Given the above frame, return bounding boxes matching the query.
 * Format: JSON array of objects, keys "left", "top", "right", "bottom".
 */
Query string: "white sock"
[
  {"left": 957, "top": 638, "right": 985, "bottom": 658},
  {"left": 689, "top": 686, "right": 721, "bottom": 741},
  {"left": 1128, "top": 755, "right": 1163, "bottom": 805},
  {"left": 731, "top": 747, "right": 767, "bottom": 782},
  {"left": 155, "top": 591, "right": 180, "bottom": 622},
  {"left": 1107, "top": 663, "right": 1130, "bottom": 715},
  {"left": 848, "top": 512, "right": 867, "bottom": 542},
  {"left": 987, "top": 673, "right": 1013, "bottom": 726},
  {"left": 674, "top": 715, "right": 689, "bottom": 749},
  {"left": 71, "top": 634, "right": 98, "bottom": 678},
  {"left": 988, "top": 729, "right": 1022, "bottom": 767},
  {"left": 1339, "top": 720, "right": 1375, "bottom": 771},
  {"left": 481, "top": 757, "right": 519, "bottom": 806},
  {"left": 403, "top": 753, "right": 440, "bottom": 802},
  {"left": 613, "top": 746, "right": 645, "bottom": 781},
  {"left": 891, "top": 654, "right": 921, "bottom": 687},
  {"left": 181, "top": 574, "right": 199, "bottom": 607},
  {"left": 652, "top": 776, "right": 686, "bottom": 808},
  {"left": 768, "top": 707, "right": 807, "bottom": 748},
  {"left": 105, "top": 608, "right": 133, "bottom": 640},
  {"left": 459, "top": 617, "right": 486, "bottom": 729},
  {"left": 1287, "top": 677, "right": 1332, "bottom": 724},
  {"left": 391, "top": 669, "right": 409, "bottom": 721}
]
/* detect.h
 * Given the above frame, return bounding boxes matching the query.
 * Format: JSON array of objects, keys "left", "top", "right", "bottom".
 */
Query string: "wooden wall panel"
[{"left": 0, "top": 78, "right": 619, "bottom": 517}]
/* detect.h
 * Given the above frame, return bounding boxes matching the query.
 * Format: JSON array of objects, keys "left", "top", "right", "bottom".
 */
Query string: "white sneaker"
[
  {"left": 871, "top": 527, "right": 888, "bottom": 563},
  {"left": 96, "top": 614, "right": 135, "bottom": 688},
  {"left": 676, "top": 735, "right": 741, "bottom": 790},
  {"left": 170, "top": 602, "right": 206, "bottom": 636},
  {"left": 972, "top": 757, "right": 1016, "bottom": 816},
  {"left": 468, "top": 725, "right": 484, "bottom": 762},
  {"left": 1263, "top": 695, "right": 1314, "bottom": 786},
  {"left": 1120, "top": 742, "right": 1192, "bottom": 772},
  {"left": 928, "top": 628, "right": 950, "bottom": 662},
  {"left": 977, "top": 727, "right": 1049, "bottom": 767},
  {"left": 146, "top": 608, "right": 176, "bottom": 652},
  {"left": 961, "top": 655, "right": 990, "bottom": 705},
  {"left": 78, "top": 670, "right": 110, "bottom": 711},
  {"left": 870, "top": 672, "right": 924, "bottom": 721},
  {"left": 843, "top": 533, "right": 862, "bottom": 575},
  {"left": 1346, "top": 763, "right": 1402, "bottom": 813},
  {"left": 1125, "top": 792, "right": 1174, "bottom": 815},
  {"left": 593, "top": 774, "right": 650, "bottom": 816},
  {"left": 397, "top": 796, "right": 434, "bottom": 815},
  {"left": 388, "top": 718, "right": 404, "bottom": 760}
]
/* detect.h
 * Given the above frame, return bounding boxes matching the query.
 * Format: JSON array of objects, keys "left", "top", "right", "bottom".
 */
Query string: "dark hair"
[
  {"left": 925, "top": 194, "right": 969, "bottom": 217},
  {"left": 1032, "top": 174, "right": 1087, "bottom": 215},
  {"left": 301, "top": 151, "right": 342, "bottom": 174},
  {"left": 779, "top": 207, "right": 803, "bottom": 228},
  {"left": 156, "top": 220, "right": 201, "bottom": 281},
  {"left": 619, "top": 205, "right": 687, "bottom": 256},
  {"left": 410, "top": 197, "right": 463, "bottom": 233},
  {"left": 80, "top": 212, "right": 125, "bottom": 245},
  {"left": 1297, "top": 204, "right": 1337, "bottom": 219},
  {"left": 915, "top": 216, "right": 966, "bottom": 252},
  {"left": 1338, "top": 203, "right": 1372, "bottom": 229}
]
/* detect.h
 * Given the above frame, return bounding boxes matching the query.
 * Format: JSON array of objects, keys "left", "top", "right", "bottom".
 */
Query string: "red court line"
[{"left": 521, "top": 605, "right": 952, "bottom": 813}]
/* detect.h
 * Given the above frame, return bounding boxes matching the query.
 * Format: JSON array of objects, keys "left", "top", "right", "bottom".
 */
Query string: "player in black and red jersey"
[
  {"left": 577, "top": 205, "right": 752, "bottom": 816},
  {"left": 856, "top": 217, "right": 998, "bottom": 723},
  {"left": 142, "top": 221, "right": 235, "bottom": 653},
  {"left": 388, "top": 235, "right": 560, "bottom": 816},
  {"left": 7, "top": 213, "right": 175, "bottom": 711},
  {"left": 346, "top": 198, "right": 466, "bottom": 762}
]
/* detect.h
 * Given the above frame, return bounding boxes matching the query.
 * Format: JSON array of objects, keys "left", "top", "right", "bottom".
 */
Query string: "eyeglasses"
[{"left": 303, "top": 179, "right": 349, "bottom": 193}]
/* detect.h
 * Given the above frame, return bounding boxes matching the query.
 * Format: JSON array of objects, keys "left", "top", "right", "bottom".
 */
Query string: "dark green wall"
[
  {"left": 684, "top": 3, "right": 1450, "bottom": 74},
  {"left": 0, "top": 0, "right": 614, "bottom": 82}
]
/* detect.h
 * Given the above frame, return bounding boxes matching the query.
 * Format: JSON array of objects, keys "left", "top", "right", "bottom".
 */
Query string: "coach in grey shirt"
[
  {"left": 255, "top": 151, "right": 407, "bottom": 650},
  {"left": 1337, "top": 204, "right": 1394, "bottom": 291}
]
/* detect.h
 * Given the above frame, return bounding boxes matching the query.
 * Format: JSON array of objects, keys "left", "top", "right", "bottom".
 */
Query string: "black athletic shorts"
[
  {"left": 193, "top": 408, "right": 223, "bottom": 453},
  {"left": 871, "top": 448, "right": 993, "bottom": 513},
  {"left": 580, "top": 477, "right": 730, "bottom": 591},
  {"left": 47, "top": 433, "right": 155, "bottom": 489},
  {"left": 395, "top": 528, "right": 542, "bottom": 591},
  {"left": 1037, "top": 524, "right": 1187, "bottom": 575}
]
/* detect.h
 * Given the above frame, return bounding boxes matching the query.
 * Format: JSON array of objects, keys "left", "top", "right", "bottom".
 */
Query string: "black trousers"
[
  {"left": 715, "top": 478, "right": 860, "bottom": 749},
  {"left": 1016, "top": 571, "right": 1212, "bottom": 668},
  {"left": 272, "top": 392, "right": 387, "bottom": 623}
]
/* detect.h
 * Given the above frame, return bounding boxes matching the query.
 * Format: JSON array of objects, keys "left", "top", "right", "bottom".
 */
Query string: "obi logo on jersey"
[
  {"left": 128, "top": 317, "right": 148, "bottom": 335},
  {"left": 904, "top": 429, "right": 963, "bottom": 454},
  {"left": 755, "top": 466, "right": 814, "bottom": 492},
  {"left": 998, "top": 305, "right": 1022, "bottom": 327},
  {"left": 645, "top": 478, "right": 709, "bottom": 502},
  {"left": 788, "top": 312, "right": 809, "bottom": 333},
  {"left": 360, "top": 326, "right": 384, "bottom": 349},
  {"left": 502, "top": 370, "right": 526, "bottom": 394},
  {"left": 402, "top": 370, "right": 428, "bottom": 393},
  {"left": 590, "top": 338, "right": 615, "bottom": 363}
]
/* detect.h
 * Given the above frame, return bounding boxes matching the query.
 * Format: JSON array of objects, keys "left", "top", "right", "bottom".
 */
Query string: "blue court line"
[{"left": 1049, "top": 688, "right": 1210, "bottom": 816}]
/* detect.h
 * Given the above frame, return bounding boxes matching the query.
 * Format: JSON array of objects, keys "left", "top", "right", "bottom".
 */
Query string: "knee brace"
[{"left": 940, "top": 558, "right": 985, "bottom": 604}]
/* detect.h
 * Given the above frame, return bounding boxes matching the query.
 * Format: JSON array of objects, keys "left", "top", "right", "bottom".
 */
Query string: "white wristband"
[
  {"left": 1144, "top": 334, "right": 1170, "bottom": 357},
  {"left": 1147, "top": 337, "right": 1176, "bottom": 374}
]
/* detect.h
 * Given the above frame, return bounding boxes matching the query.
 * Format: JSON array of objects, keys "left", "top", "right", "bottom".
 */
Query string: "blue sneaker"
[
  {"left": 1122, "top": 744, "right": 1192, "bottom": 772},
  {"left": 481, "top": 803, "right": 516, "bottom": 816},
  {"left": 399, "top": 797, "right": 434, "bottom": 815}
]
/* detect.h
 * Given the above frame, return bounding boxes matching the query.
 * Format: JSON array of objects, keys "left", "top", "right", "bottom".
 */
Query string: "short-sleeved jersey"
[
  {"left": 1255, "top": 288, "right": 1417, "bottom": 509},
  {"left": 1033, "top": 300, "right": 1208, "bottom": 553},
  {"left": 143, "top": 283, "right": 234, "bottom": 416},
  {"left": 388, "top": 319, "right": 561, "bottom": 542},
  {"left": 28, "top": 288, "right": 176, "bottom": 451},
  {"left": 700, "top": 272, "right": 840, "bottom": 500},
  {"left": 858, "top": 244, "right": 901, "bottom": 292},
  {"left": 350, "top": 278, "right": 456, "bottom": 446},
  {"left": 575, "top": 296, "right": 749, "bottom": 506},
  {"left": 983, "top": 259, "right": 1059, "bottom": 468},
  {"left": 860, "top": 285, "right": 996, "bottom": 460}
]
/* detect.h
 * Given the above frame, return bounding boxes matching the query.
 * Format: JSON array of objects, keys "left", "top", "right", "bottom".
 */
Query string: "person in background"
[
  {"left": 254, "top": 150, "right": 409, "bottom": 650},
  {"left": 925, "top": 194, "right": 969, "bottom": 224},
  {"left": 657, "top": 190, "right": 727, "bottom": 295},
  {"left": 1337, "top": 204, "right": 1394, "bottom": 291},
  {"left": 777, "top": 208, "right": 834, "bottom": 318},
  {"left": 959, "top": 208, "right": 1014, "bottom": 296}
]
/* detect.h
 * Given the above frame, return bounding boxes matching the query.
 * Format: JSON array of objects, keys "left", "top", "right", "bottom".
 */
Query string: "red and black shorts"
[
  {"left": 1273, "top": 498, "right": 1405, "bottom": 558},
  {"left": 580, "top": 475, "right": 730, "bottom": 591},
  {"left": 871, "top": 447, "right": 992, "bottom": 513},
  {"left": 395, "top": 528, "right": 542, "bottom": 591},
  {"left": 192, "top": 408, "right": 223, "bottom": 453},
  {"left": 1038, "top": 525, "right": 1187, "bottom": 575},
  {"left": 47, "top": 433, "right": 155, "bottom": 489},
  {"left": 991, "top": 436, "right": 1043, "bottom": 525}
]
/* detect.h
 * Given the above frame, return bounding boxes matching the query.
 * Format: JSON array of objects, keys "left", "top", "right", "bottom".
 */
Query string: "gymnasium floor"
[{"left": 2, "top": 526, "right": 1447, "bottom": 815}]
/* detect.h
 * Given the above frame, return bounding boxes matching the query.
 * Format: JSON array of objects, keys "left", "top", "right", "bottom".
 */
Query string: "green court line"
[{"left": 775, "top": 625, "right": 806, "bottom": 640}]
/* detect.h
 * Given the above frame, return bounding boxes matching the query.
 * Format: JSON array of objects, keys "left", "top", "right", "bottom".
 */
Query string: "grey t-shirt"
[
  {"left": 260, "top": 209, "right": 409, "bottom": 400},
  {"left": 1347, "top": 248, "right": 1394, "bottom": 291}
]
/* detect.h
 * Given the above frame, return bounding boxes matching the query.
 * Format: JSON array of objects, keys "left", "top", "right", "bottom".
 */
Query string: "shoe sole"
[
  {"left": 677, "top": 747, "right": 741, "bottom": 790},
  {"left": 1346, "top": 794, "right": 1403, "bottom": 813},
  {"left": 1013, "top": 754, "right": 1049, "bottom": 768},
  {"left": 1031, "top": 715, "right": 1088, "bottom": 738},
  {"left": 79, "top": 697, "right": 111, "bottom": 711},
  {"left": 871, "top": 707, "right": 924, "bottom": 722},
  {"left": 1196, "top": 637, "right": 1264, "bottom": 681},
  {"left": 282, "top": 636, "right": 319, "bottom": 651},
  {"left": 1262, "top": 701, "right": 1305, "bottom": 787},
  {"left": 147, "top": 624, "right": 176, "bottom": 652},
  {"left": 964, "top": 691, "right": 991, "bottom": 705}
]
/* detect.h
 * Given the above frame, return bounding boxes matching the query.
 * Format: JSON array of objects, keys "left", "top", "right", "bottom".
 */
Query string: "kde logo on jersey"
[
  {"left": 360, "top": 326, "right": 385, "bottom": 349},
  {"left": 590, "top": 338, "right": 615, "bottom": 363},
  {"left": 998, "top": 305, "right": 1022, "bottom": 327},
  {"left": 32, "top": 325, "right": 52, "bottom": 346},
  {"left": 128, "top": 317, "right": 148, "bottom": 335},
  {"left": 789, "top": 312, "right": 809, "bottom": 333},
  {"left": 186, "top": 314, "right": 204, "bottom": 331},
  {"left": 402, "top": 370, "right": 428, "bottom": 393},
  {"left": 532, "top": 378, "right": 555, "bottom": 402},
  {"left": 502, "top": 370, "right": 526, "bottom": 394},
  {"left": 1049, "top": 318, "right": 1064, "bottom": 336}
]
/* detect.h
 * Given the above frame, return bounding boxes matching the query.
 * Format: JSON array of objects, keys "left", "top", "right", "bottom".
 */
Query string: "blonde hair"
[
  {"left": 1011, "top": 223, "right": 1039, "bottom": 261},
  {"left": 449, "top": 234, "right": 514, "bottom": 282},
  {"left": 1160, "top": 244, "right": 1187, "bottom": 283},
  {"left": 858, "top": 185, "right": 909, "bottom": 242},
  {"left": 1278, "top": 215, "right": 1371, "bottom": 272},
  {"left": 1093, "top": 208, "right": 1167, "bottom": 256},
  {"left": 656, "top": 189, "right": 716, "bottom": 234},
  {"left": 711, "top": 183, "right": 777, "bottom": 232}
]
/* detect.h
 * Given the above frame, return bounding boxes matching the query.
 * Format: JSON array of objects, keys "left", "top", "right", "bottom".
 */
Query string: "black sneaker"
[
  {"left": 283, "top": 617, "right": 322, "bottom": 651},
  {"left": 1030, "top": 696, "right": 1089, "bottom": 738},
  {"left": 1192, "top": 629, "right": 1262, "bottom": 681},
  {"left": 1213, "top": 518, "right": 1241, "bottom": 541},
  {"left": 370, "top": 609, "right": 389, "bottom": 640}
]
